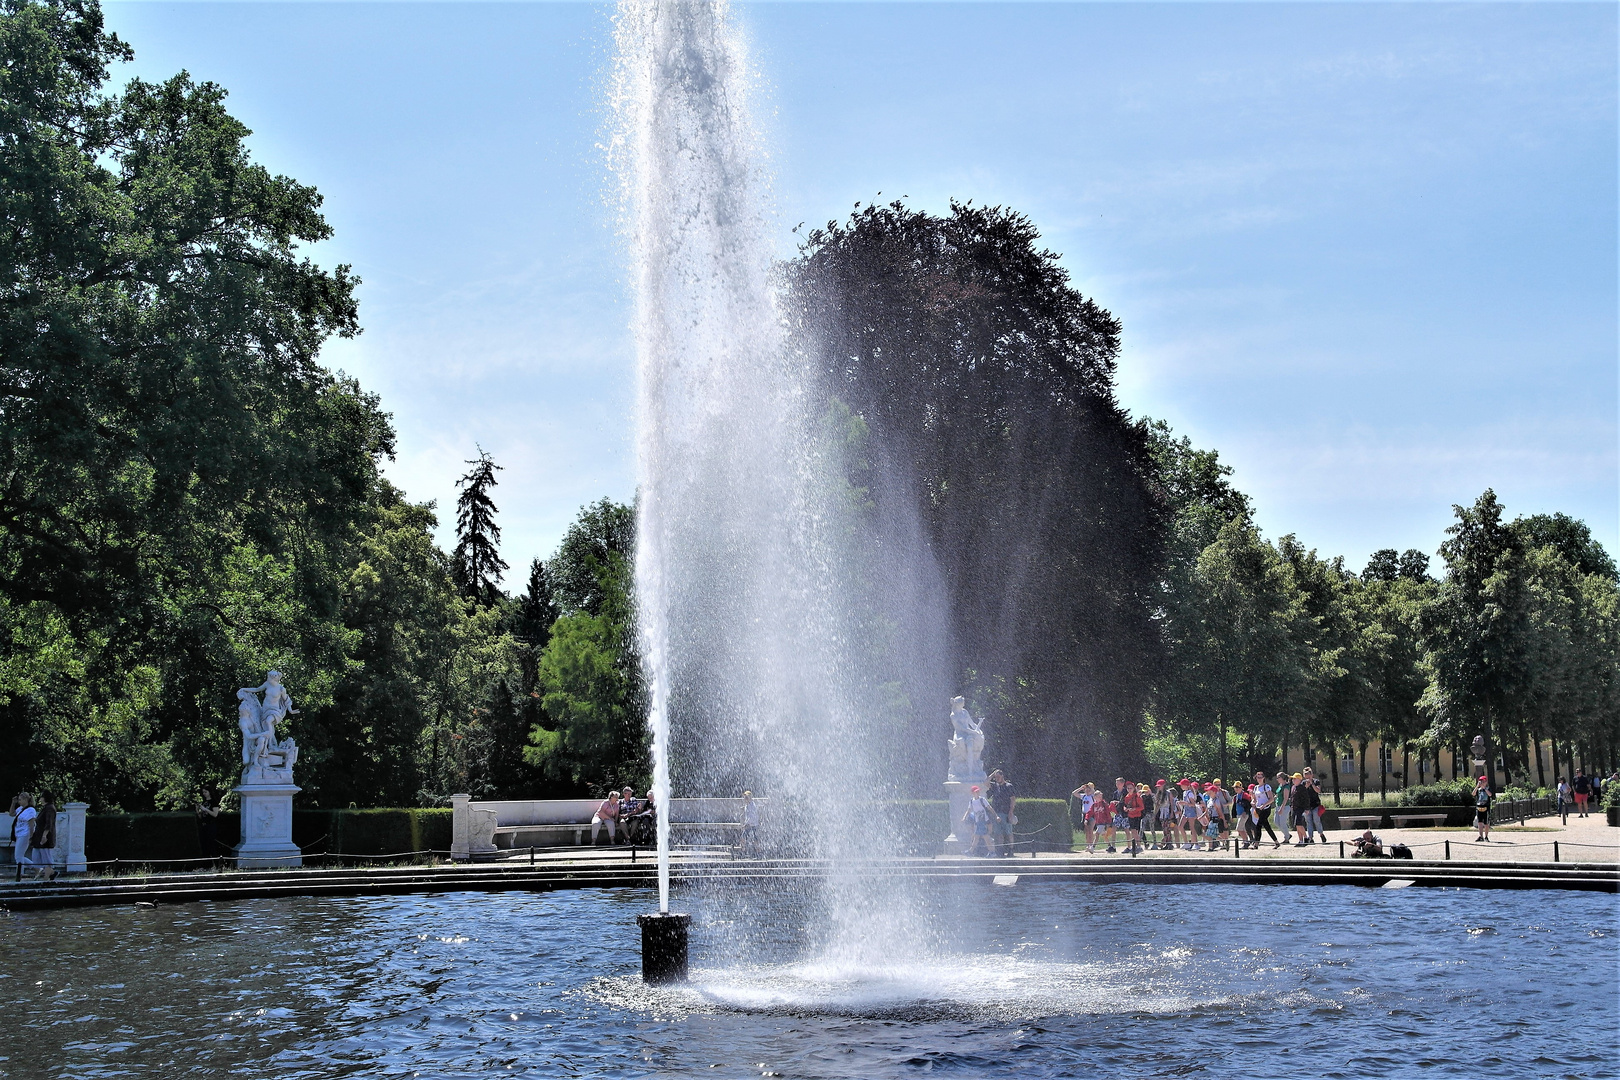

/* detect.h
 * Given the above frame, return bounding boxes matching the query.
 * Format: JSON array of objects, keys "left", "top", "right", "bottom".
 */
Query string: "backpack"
[{"left": 1390, "top": 843, "right": 1413, "bottom": 860}]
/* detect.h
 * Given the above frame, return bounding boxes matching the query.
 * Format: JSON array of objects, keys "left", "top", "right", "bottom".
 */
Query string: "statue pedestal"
[
  {"left": 941, "top": 780, "right": 968, "bottom": 855},
  {"left": 234, "top": 782, "right": 302, "bottom": 868}
]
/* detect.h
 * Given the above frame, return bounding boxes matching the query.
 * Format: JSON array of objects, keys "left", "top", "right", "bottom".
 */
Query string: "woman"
[
  {"left": 11, "top": 792, "right": 37, "bottom": 878},
  {"left": 1555, "top": 776, "right": 1571, "bottom": 826},
  {"left": 1251, "top": 771, "right": 1281, "bottom": 849},
  {"left": 29, "top": 792, "right": 56, "bottom": 881},
  {"left": 1275, "top": 772, "right": 1294, "bottom": 841},
  {"left": 1472, "top": 776, "right": 1493, "bottom": 842}
]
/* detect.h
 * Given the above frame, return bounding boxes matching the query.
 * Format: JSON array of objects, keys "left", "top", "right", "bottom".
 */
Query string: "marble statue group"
[
  {"left": 237, "top": 670, "right": 299, "bottom": 782},
  {"left": 946, "top": 695, "right": 984, "bottom": 783}
]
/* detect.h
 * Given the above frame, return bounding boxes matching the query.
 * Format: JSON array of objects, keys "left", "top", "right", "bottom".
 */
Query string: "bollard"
[
  {"left": 1233, "top": 836, "right": 1240, "bottom": 859},
  {"left": 632, "top": 845, "right": 637, "bottom": 863},
  {"left": 1445, "top": 840, "right": 1451, "bottom": 861},
  {"left": 1339, "top": 840, "right": 1345, "bottom": 859},
  {"left": 1553, "top": 841, "right": 1559, "bottom": 863},
  {"left": 530, "top": 846, "right": 535, "bottom": 866}
]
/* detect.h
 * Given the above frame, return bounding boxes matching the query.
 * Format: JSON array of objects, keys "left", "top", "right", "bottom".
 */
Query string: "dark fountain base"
[{"left": 637, "top": 912, "right": 691, "bottom": 984}]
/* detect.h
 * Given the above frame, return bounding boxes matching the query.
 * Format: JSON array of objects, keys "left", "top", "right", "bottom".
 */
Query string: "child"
[
  {"left": 964, "top": 785, "right": 993, "bottom": 857},
  {"left": 1179, "top": 781, "right": 1201, "bottom": 850}
]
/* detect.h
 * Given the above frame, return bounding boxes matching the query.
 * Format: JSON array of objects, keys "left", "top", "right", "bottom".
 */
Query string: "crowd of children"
[{"left": 1068, "top": 770, "right": 1333, "bottom": 854}]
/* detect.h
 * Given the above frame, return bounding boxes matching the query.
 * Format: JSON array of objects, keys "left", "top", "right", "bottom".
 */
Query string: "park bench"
[
  {"left": 1336, "top": 813, "right": 1384, "bottom": 830},
  {"left": 1390, "top": 813, "right": 1450, "bottom": 828}
]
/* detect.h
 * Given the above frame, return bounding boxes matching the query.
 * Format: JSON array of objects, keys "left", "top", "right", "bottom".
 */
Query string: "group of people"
[
  {"left": 7, "top": 791, "right": 57, "bottom": 880},
  {"left": 1555, "top": 771, "right": 1608, "bottom": 824},
  {"left": 1070, "top": 769, "right": 1339, "bottom": 854},
  {"left": 589, "top": 787, "right": 657, "bottom": 845}
]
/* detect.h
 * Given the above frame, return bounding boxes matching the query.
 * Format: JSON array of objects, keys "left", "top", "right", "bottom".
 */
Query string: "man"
[
  {"left": 1473, "top": 776, "right": 1494, "bottom": 842},
  {"left": 1291, "top": 772, "right": 1320, "bottom": 845},
  {"left": 590, "top": 791, "right": 621, "bottom": 845},
  {"left": 986, "top": 769, "right": 1016, "bottom": 856},
  {"left": 1572, "top": 770, "right": 1591, "bottom": 818},
  {"left": 1137, "top": 784, "right": 1159, "bottom": 850},
  {"left": 1351, "top": 829, "right": 1384, "bottom": 858},
  {"left": 1302, "top": 768, "right": 1327, "bottom": 842}
]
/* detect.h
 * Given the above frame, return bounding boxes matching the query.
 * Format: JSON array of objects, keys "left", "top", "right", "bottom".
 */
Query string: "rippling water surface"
[{"left": 1, "top": 882, "right": 1614, "bottom": 1079}]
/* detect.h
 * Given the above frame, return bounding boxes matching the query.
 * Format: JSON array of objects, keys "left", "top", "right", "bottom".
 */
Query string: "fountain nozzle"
[{"left": 637, "top": 912, "right": 691, "bottom": 984}]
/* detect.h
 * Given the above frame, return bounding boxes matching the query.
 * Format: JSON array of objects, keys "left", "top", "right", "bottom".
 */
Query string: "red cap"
[
  {"left": 1155, "top": 779, "right": 1166, "bottom": 787},
  {"left": 1477, "top": 776, "right": 1489, "bottom": 783},
  {"left": 971, "top": 785, "right": 980, "bottom": 792}
]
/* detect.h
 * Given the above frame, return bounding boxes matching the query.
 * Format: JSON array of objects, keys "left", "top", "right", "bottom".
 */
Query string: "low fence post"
[
  {"left": 1339, "top": 840, "right": 1345, "bottom": 859},
  {"left": 62, "top": 801, "right": 88, "bottom": 875},
  {"left": 1553, "top": 841, "right": 1559, "bottom": 863},
  {"left": 1445, "top": 840, "right": 1450, "bottom": 860}
]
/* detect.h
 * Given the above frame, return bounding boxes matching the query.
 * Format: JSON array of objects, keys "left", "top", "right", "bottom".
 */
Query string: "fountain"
[{"left": 612, "top": 0, "right": 931, "bottom": 977}]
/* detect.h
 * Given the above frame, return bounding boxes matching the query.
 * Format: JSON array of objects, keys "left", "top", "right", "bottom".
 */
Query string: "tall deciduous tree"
[{"left": 784, "top": 200, "right": 1164, "bottom": 794}]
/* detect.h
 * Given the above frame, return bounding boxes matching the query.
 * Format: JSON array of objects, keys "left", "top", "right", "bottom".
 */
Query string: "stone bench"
[
  {"left": 454, "top": 797, "right": 763, "bottom": 860},
  {"left": 1336, "top": 814, "right": 1385, "bottom": 830},
  {"left": 1390, "top": 813, "right": 1449, "bottom": 828}
]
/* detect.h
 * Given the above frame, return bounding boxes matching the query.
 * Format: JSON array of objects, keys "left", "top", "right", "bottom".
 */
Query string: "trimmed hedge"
[
  {"left": 1396, "top": 780, "right": 1478, "bottom": 807},
  {"left": 1009, "top": 798, "right": 1073, "bottom": 852},
  {"left": 86, "top": 812, "right": 241, "bottom": 864},
  {"left": 87, "top": 808, "right": 454, "bottom": 863},
  {"left": 888, "top": 800, "right": 950, "bottom": 855},
  {"left": 881, "top": 797, "right": 1073, "bottom": 854}
]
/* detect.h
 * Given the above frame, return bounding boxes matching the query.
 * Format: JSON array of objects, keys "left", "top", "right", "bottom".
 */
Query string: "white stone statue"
[
  {"left": 237, "top": 671, "right": 300, "bottom": 783},
  {"left": 946, "top": 695, "right": 985, "bottom": 783}
]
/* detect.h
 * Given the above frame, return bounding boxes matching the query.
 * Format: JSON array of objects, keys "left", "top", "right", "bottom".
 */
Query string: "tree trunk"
[
  {"left": 1218, "top": 714, "right": 1227, "bottom": 785},
  {"left": 1329, "top": 742, "right": 1342, "bottom": 806},
  {"left": 1401, "top": 746, "right": 1410, "bottom": 791},
  {"left": 1379, "top": 743, "right": 1388, "bottom": 800},
  {"left": 1356, "top": 740, "right": 1368, "bottom": 801},
  {"left": 1532, "top": 731, "right": 1545, "bottom": 789}
]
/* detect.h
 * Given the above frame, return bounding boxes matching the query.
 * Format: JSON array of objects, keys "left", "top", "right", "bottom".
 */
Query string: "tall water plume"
[{"left": 611, "top": 0, "right": 926, "bottom": 958}]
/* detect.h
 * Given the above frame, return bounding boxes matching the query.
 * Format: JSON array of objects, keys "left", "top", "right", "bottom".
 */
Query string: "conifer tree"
[{"left": 453, "top": 448, "right": 508, "bottom": 605}]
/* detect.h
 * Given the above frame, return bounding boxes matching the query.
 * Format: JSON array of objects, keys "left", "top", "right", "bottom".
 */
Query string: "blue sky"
[{"left": 102, "top": 2, "right": 1618, "bottom": 575}]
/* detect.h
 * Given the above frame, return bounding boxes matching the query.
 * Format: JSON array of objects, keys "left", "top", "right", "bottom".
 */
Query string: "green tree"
[
  {"left": 524, "top": 501, "right": 646, "bottom": 793},
  {"left": 1420, "top": 490, "right": 1527, "bottom": 790},
  {"left": 0, "top": 0, "right": 391, "bottom": 808}
]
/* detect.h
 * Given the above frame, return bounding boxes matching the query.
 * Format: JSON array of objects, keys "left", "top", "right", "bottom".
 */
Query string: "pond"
[{"left": 1, "top": 882, "right": 1614, "bottom": 1078}]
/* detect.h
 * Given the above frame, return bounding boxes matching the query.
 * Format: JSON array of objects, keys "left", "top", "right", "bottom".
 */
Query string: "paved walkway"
[{"left": 1055, "top": 810, "right": 1617, "bottom": 863}]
